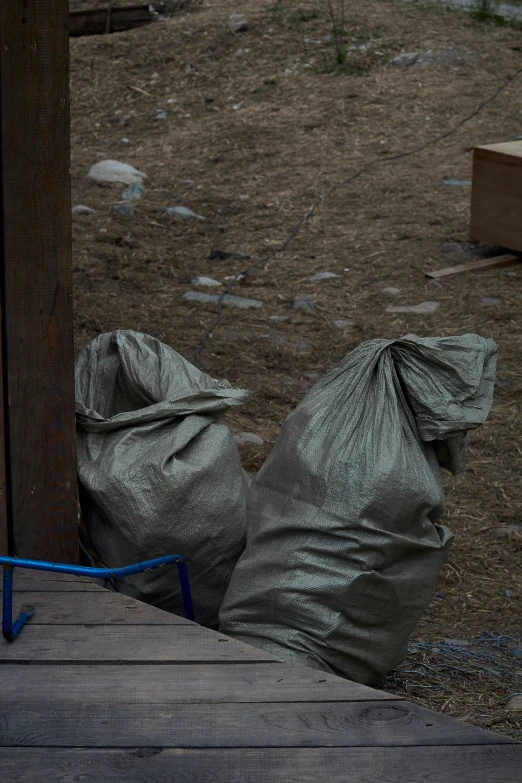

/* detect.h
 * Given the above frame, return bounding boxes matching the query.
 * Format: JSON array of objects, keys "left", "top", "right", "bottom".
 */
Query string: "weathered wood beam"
[
  {"left": 0, "top": 0, "right": 78, "bottom": 561},
  {"left": 69, "top": 2, "right": 171, "bottom": 37}
]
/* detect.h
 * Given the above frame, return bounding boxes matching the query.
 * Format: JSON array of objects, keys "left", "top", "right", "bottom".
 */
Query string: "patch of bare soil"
[{"left": 70, "top": 0, "right": 522, "bottom": 737}]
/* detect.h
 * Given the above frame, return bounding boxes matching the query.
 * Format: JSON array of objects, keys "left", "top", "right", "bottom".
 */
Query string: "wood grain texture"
[
  {"left": 0, "top": 745, "right": 520, "bottom": 782},
  {"left": 0, "top": 625, "right": 280, "bottom": 663},
  {"left": 0, "top": 0, "right": 78, "bottom": 561},
  {"left": 0, "top": 314, "right": 7, "bottom": 556},
  {"left": 470, "top": 144, "right": 522, "bottom": 253},
  {"left": 0, "top": 701, "right": 508, "bottom": 748},
  {"left": 0, "top": 574, "right": 107, "bottom": 593},
  {"left": 0, "top": 591, "right": 193, "bottom": 625},
  {"left": 69, "top": 3, "right": 164, "bottom": 36},
  {"left": 0, "top": 663, "right": 398, "bottom": 704},
  {"left": 425, "top": 254, "right": 519, "bottom": 279}
]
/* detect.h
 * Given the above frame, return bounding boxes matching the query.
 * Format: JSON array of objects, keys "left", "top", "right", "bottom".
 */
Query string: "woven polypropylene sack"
[
  {"left": 76, "top": 330, "right": 250, "bottom": 629},
  {"left": 219, "top": 335, "right": 497, "bottom": 682}
]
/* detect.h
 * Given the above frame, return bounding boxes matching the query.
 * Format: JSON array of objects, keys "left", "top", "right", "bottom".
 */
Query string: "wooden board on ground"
[
  {"left": 0, "top": 625, "right": 280, "bottom": 663},
  {"left": 0, "top": 746, "right": 520, "bottom": 783},
  {"left": 0, "top": 591, "right": 193, "bottom": 625},
  {"left": 0, "top": 573, "right": 108, "bottom": 592},
  {"left": 0, "top": 663, "right": 399, "bottom": 704},
  {"left": 0, "top": 700, "right": 509, "bottom": 748},
  {"left": 69, "top": 2, "right": 181, "bottom": 36},
  {"left": 1, "top": 571, "right": 520, "bottom": 781},
  {"left": 425, "top": 254, "right": 519, "bottom": 279}
]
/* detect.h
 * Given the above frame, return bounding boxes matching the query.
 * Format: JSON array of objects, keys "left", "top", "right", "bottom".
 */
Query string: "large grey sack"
[
  {"left": 219, "top": 335, "right": 497, "bottom": 682},
  {"left": 76, "top": 330, "right": 250, "bottom": 629}
]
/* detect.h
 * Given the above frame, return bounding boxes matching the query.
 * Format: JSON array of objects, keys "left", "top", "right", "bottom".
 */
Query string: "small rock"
[
  {"left": 233, "top": 432, "right": 263, "bottom": 446},
  {"left": 505, "top": 589, "right": 513, "bottom": 599},
  {"left": 183, "top": 291, "right": 262, "bottom": 309},
  {"left": 88, "top": 159, "right": 147, "bottom": 186},
  {"left": 269, "top": 315, "right": 291, "bottom": 322},
  {"left": 72, "top": 205, "right": 96, "bottom": 216},
  {"left": 380, "top": 286, "right": 400, "bottom": 296},
  {"left": 192, "top": 276, "right": 222, "bottom": 287},
  {"left": 155, "top": 111, "right": 167, "bottom": 120},
  {"left": 444, "top": 639, "right": 470, "bottom": 648},
  {"left": 310, "top": 272, "right": 340, "bottom": 281},
  {"left": 442, "top": 242, "right": 463, "bottom": 253},
  {"left": 293, "top": 295, "right": 316, "bottom": 313},
  {"left": 121, "top": 138, "right": 132, "bottom": 145},
  {"left": 506, "top": 695, "right": 522, "bottom": 712},
  {"left": 492, "top": 525, "right": 522, "bottom": 537},
  {"left": 121, "top": 182, "right": 146, "bottom": 201},
  {"left": 387, "top": 301, "right": 439, "bottom": 314},
  {"left": 391, "top": 52, "right": 420, "bottom": 67},
  {"left": 333, "top": 319, "right": 352, "bottom": 329},
  {"left": 482, "top": 297, "right": 501, "bottom": 305},
  {"left": 233, "top": 102, "right": 246, "bottom": 111},
  {"left": 163, "top": 206, "right": 205, "bottom": 221},
  {"left": 507, "top": 271, "right": 517, "bottom": 277},
  {"left": 112, "top": 202, "right": 134, "bottom": 217},
  {"left": 304, "top": 372, "right": 320, "bottom": 380},
  {"left": 402, "top": 333, "right": 420, "bottom": 340},
  {"left": 228, "top": 12, "right": 249, "bottom": 33},
  {"left": 223, "top": 274, "right": 245, "bottom": 282},
  {"left": 512, "top": 649, "right": 522, "bottom": 660},
  {"left": 444, "top": 179, "right": 472, "bottom": 187}
]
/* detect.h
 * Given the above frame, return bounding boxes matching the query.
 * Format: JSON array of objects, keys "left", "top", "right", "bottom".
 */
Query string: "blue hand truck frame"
[{"left": 0, "top": 554, "right": 195, "bottom": 642}]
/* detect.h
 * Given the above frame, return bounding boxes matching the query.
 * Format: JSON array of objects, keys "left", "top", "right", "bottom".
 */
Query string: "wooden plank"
[
  {"left": 0, "top": 625, "right": 280, "bottom": 663},
  {"left": 0, "top": 574, "right": 107, "bottom": 592},
  {"left": 0, "top": 0, "right": 78, "bottom": 562},
  {"left": 0, "top": 745, "right": 521, "bottom": 782},
  {"left": 470, "top": 144, "right": 522, "bottom": 253},
  {"left": 69, "top": 4, "right": 159, "bottom": 36},
  {"left": 0, "top": 591, "right": 193, "bottom": 625},
  {"left": 0, "top": 663, "right": 399, "bottom": 704},
  {"left": 0, "top": 701, "right": 508, "bottom": 748},
  {"left": 2, "top": 569, "right": 95, "bottom": 583},
  {"left": 425, "top": 254, "right": 519, "bottom": 279},
  {"left": 0, "top": 311, "right": 8, "bottom": 556}
]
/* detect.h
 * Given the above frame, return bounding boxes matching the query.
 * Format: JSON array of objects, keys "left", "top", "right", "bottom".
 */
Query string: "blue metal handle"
[{"left": 0, "top": 554, "right": 195, "bottom": 642}]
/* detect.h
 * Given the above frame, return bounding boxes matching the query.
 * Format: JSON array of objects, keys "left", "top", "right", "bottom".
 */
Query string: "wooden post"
[{"left": 0, "top": 0, "right": 78, "bottom": 562}]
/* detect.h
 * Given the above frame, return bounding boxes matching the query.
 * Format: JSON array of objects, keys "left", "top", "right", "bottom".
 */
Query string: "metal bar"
[
  {"left": 2, "top": 565, "right": 13, "bottom": 638},
  {"left": 0, "top": 555, "right": 184, "bottom": 580},
  {"left": 177, "top": 560, "right": 195, "bottom": 622}
]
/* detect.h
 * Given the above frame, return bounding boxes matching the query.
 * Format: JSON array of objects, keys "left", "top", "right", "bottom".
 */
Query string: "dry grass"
[{"left": 70, "top": 0, "right": 522, "bottom": 737}]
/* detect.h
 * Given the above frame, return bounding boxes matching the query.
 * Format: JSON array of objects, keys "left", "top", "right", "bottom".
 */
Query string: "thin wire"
[{"left": 194, "top": 65, "right": 522, "bottom": 367}]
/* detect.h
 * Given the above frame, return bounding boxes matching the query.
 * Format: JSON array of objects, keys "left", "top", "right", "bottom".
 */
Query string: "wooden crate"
[{"left": 470, "top": 140, "right": 522, "bottom": 253}]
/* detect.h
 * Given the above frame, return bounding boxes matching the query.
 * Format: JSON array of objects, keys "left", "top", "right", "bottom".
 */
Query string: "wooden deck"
[{"left": 1, "top": 570, "right": 520, "bottom": 781}]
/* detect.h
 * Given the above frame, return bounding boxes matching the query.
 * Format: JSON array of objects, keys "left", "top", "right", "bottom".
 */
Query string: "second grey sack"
[
  {"left": 76, "top": 330, "right": 250, "bottom": 629},
  {"left": 219, "top": 335, "right": 497, "bottom": 682}
]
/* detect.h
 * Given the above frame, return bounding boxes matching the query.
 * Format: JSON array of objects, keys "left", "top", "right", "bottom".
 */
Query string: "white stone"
[
  {"left": 233, "top": 432, "right": 263, "bottom": 446},
  {"left": 72, "top": 205, "right": 96, "bottom": 216},
  {"left": 87, "top": 160, "right": 147, "bottom": 186},
  {"left": 192, "top": 277, "right": 222, "bottom": 287},
  {"left": 228, "top": 13, "right": 248, "bottom": 33},
  {"left": 387, "top": 301, "right": 440, "bottom": 315},
  {"left": 310, "top": 271, "right": 340, "bottom": 281}
]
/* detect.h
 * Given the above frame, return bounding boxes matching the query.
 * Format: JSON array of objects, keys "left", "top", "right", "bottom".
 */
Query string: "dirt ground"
[{"left": 70, "top": 0, "right": 521, "bottom": 737}]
